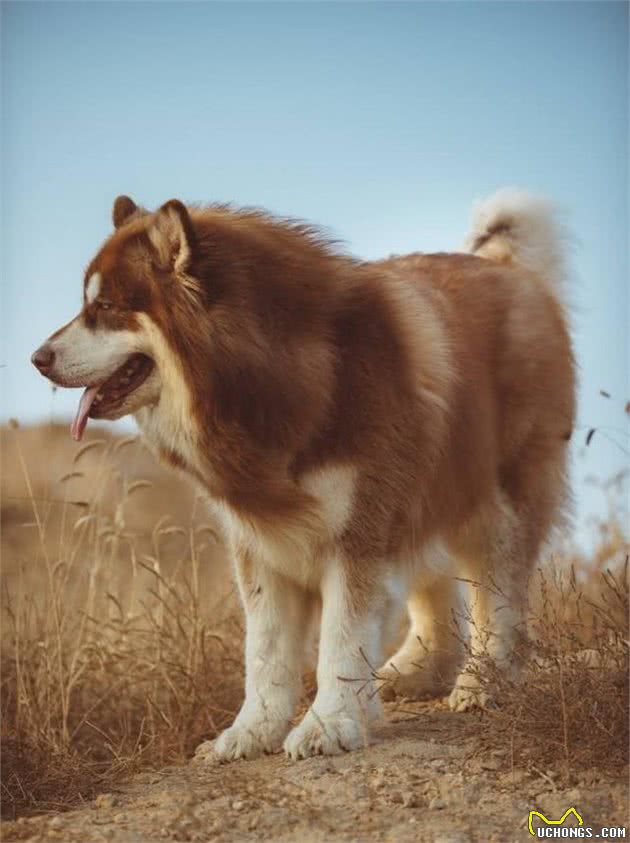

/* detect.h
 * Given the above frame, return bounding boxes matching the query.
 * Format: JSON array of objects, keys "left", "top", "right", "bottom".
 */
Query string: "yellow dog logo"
[{"left": 528, "top": 807, "right": 583, "bottom": 836}]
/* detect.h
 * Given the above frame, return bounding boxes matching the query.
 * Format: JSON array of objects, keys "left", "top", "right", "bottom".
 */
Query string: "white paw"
[
  {"left": 448, "top": 674, "right": 490, "bottom": 712},
  {"left": 205, "top": 716, "right": 290, "bottom": 762},
  {"left": 283, "top": 710, "right": 367, "bottom": 760}
]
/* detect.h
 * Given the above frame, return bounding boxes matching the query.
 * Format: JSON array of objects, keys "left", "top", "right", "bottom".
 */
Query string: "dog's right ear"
[
  {"left": 112, "top": 195, "right": 139, "bottom": 229},
  {"left": 147, "top": 200, "right": 196, "bottom": 274}
]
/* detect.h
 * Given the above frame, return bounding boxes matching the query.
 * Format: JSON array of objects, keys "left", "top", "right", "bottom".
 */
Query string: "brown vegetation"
[
  {"left": 1, "top": 424, "right": 628, "bottom": 821},
  {"left": 1, "top": 424, "right": 241, "bottom": 819},
  {"left": 470, "top": 559, "right": 628, "bottom": 776}
]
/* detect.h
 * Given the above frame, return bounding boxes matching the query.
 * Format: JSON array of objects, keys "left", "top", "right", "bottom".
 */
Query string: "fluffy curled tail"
[{"left": 463, "top": 188, "right": 570, "bottom": 291}]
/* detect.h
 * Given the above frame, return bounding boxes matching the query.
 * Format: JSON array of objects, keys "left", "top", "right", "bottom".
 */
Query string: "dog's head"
[{"left": 32, "top": 196, "right": 202, "bottom": 440}]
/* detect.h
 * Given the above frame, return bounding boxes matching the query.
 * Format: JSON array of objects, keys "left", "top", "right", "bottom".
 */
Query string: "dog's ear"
[
  {"left": 112, "top": 195, "right": 139, "bottom": 229},
  {"left": 148, "top": 200, "right": 195, "bottom": 273}
]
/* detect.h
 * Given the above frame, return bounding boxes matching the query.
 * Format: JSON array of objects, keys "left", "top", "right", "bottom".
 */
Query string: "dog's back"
[{"left": 373, "top": 248, "right": 574, "bottom": 542}]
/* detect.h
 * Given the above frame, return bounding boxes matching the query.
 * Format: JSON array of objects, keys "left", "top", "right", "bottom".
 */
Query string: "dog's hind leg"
[
  {"left": 448, "top": 451, "right": 568, "bottom": 711},
  {"left": 448, "top": 489, "right": 535, "bottom": 711},
  {"left": 380, "top": 563, "right": 462, "bottom": 700}
]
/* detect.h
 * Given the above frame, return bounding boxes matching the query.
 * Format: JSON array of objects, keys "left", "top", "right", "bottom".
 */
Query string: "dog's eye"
[{"left": 97, "top": 300, "right": 113, "bottom": 311}]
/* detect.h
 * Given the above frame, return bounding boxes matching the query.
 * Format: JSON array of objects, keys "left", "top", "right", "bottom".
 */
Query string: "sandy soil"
[{"left": 3, "top": 701, "right": 627, "bottom": 843}]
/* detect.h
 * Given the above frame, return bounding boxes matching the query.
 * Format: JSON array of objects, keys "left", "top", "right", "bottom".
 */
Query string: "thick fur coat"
[{"left": 32, "top": 189, "right": 575, "bottom": 759}]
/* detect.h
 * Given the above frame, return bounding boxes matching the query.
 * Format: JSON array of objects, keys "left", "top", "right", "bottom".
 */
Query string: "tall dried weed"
[
  {"left": 1, "top": 426, "right": 242, "bottom": 819},
  {"left": 466, "top": 543, "right": 628, "bottom": 779}
]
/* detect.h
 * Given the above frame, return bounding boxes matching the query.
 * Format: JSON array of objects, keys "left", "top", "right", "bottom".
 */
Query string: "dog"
[{"left": 32, "top": 189, "right": 575, "bottom": 760}]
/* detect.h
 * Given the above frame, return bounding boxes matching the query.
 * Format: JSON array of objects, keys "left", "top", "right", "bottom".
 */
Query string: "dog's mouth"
[{"left": 71, "top": 353, "right": 155, "bottom": 441}]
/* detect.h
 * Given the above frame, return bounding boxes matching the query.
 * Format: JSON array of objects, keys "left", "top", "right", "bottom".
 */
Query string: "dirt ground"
[{"left": 3, "top": 700, "right": 627, "bottom": 843}]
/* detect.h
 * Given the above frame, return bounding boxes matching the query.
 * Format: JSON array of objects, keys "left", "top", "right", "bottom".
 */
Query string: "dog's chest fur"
[
  {"left": 214, "top": 465, "right": 358, "bottom": 588},
  {"left": 137, "top": 402, "right": 359, "bottom": 587},
  {"left": 135, "top": 401, "right": 205, "bottom": 485}
]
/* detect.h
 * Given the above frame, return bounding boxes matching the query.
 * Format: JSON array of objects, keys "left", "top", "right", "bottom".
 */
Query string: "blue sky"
[{"left": 1, "top": 2, "right": 628, "bottom": 548}]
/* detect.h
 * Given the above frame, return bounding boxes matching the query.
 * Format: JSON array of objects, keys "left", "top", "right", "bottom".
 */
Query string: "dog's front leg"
[
  {"left": 284, "top": 558, "right": 384, "bottom": 759},
  {"left": 211, "top": 551, "right": 311, "bottom": 761}
]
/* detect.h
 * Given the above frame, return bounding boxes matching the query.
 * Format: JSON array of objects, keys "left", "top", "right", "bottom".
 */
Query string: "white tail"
[{"left": 463, "top": 188, "right": 570, "bottom": 291}]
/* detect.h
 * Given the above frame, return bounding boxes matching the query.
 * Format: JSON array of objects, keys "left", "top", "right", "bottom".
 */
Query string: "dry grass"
[
  {"left": 466, "top": 546, "right": 628, "bottom": 779},
  {"left": 1, "top": 423, "right": 628, "bottom": 819},
  {"left": 1, "top": 424, "right": 243, "bottom": 819}
]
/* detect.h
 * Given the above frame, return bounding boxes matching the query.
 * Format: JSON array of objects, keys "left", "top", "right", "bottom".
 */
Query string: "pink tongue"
[{"left": 70, "top": 385, "right": 100, "bottom": 442}]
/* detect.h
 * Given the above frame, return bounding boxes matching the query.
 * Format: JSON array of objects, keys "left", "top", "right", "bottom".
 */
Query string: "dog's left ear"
[
  {"left": 148, "top": 200, "right": 196, "bottom": 273},
  {"left": 112, "top": 195, "right": 139, "bottom": 229}
]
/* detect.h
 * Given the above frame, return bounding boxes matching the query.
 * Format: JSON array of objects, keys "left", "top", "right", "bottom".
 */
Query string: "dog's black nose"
[{"left": 31, "top": 345, "right": 55, "bottom": 373}]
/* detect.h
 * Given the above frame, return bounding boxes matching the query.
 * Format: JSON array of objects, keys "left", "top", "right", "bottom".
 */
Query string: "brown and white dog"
[{"left": 31, "top": 190, "right": 575, "bottom": 760}]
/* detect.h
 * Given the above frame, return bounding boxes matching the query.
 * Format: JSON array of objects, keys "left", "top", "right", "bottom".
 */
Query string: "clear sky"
[{"left": 1, "top": 1, "right": 628, "bottom": 548}]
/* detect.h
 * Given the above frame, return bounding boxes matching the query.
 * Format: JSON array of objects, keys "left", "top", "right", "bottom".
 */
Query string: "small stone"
[
  {"left": 113, "top": 812, "right": 126, "bottom": 823},
  {"left": 402, "top": 792, "right": 417, "bottom": 808},
  {"left": 48, "top": 816, "right": 63, "bottom": 828},
  {"left": 232, "top": 799, "right": 245, "bottom": 811},
  {"left": 480, "top": 757, "right": 502, "bottom": 771},
  {"left": 429, "top": 796, "right": 447, "bottom": 810},
  {"left": 135, "top": 772, "right": 162, "bottom": 784},
  {"left": 503, "top": 769, "right": 528, "bottom": 785},
  {"left": 95, "top": 793, "right": 117, "bottom": 809}
]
